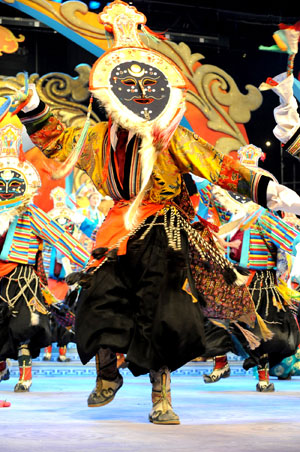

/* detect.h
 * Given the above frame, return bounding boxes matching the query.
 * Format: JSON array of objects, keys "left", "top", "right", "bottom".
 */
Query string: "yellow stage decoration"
[{"left": 0, "top": 25, "right": 25, "bottom": 56}]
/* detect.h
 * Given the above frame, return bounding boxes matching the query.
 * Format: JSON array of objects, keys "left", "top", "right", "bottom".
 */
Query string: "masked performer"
[
  {"left": 0, "top": 95, "right": 90, "bottom": 392},
  {"left": 19, "top": 1, "right": 300, "bottom": 423},
  {"left": 199, "top": 145, "right": 300, "bottom": 392}
]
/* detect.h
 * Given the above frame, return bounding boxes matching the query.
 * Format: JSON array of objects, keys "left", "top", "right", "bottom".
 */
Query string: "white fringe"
[
  {"left": 96, "top": 91, "right": 159, "bottom": 231},
  {"left": 30, "top": 312, "right": 39, "bottom": 326}
]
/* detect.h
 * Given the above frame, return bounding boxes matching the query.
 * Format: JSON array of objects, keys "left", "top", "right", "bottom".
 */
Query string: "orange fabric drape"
[
  {"left": 91, "top": 201, "right": 164, "bottom": 266},
  {"left": 0, "top": 261, "right": 18, "bottom": 277}
]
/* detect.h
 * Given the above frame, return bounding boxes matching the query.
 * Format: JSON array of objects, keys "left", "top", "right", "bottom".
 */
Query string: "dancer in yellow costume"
[{"left": 20, "top": 1, "right": 300, "bottom": 424}]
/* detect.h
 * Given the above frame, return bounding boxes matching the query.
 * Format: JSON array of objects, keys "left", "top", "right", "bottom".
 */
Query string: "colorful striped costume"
[
  {"left": 196, "top": 181, "right": 300, "bottom": 383},
  {"left": 0, "top": 203, "right": 89, "bottom": 268}
]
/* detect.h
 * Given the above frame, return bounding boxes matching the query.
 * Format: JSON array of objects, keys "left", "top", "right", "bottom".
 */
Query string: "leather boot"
[
  {"left": 57, "top": 346, "right": 71, "bottom": 362},
  {"left": 256, "top": 365, "right": 275, "bottom": 392},
  {"left": 43, "top": 345, "right": 52, "bottom": 361},
  {"left": 87, "top": 347, "right": 123, "bottom": 407},
  {"left": 203, "top": 355, "right": 230, "bottom": 383},
  {"left": 149, "top": 366, "right": 180, "bottom": 425},
  {"left": 14, "top": 345, "right": 32, "bottom": 392}
]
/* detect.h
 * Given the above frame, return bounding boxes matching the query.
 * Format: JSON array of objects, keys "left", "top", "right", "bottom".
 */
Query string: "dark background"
[{"left": 0, "top": 0, "right": 299, "bottom": 188}]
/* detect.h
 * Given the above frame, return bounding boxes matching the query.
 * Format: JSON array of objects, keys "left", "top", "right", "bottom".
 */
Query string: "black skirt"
[
  {"left": 202, "top": 270, "right": 300, "bottom": 369},
  {"left": 75, "top": 222, "right": 206, "bottom": 376},
  {"left": 0, "top": 265, "right": 52, "bottom": 360}
]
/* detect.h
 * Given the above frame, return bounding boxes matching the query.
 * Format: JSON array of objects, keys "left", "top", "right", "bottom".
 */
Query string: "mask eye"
[
  {"left": 143, "top": 79, "right": 157, "bottom": 86},
  {"left": 121, "top": 79, "right": 136, "bottom": 86},
  {"left": 9, "top": 181, "right": 21, "bottom": 189},
  {"left": 0, "top": 181, "right": 5, "bottom": 187}
]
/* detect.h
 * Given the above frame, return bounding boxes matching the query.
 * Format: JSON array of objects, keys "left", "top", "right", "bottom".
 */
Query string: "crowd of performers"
[{"left": 1, "top": 0, "right": 300, "bottom": 425}]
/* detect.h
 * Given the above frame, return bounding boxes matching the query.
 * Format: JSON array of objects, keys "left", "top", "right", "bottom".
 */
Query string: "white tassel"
[
  {"left": 233, "top": 269, "right": 250, "bottom": 286},
  {"left": 30, "top": 312, "right": 39, "bottom": 326}
]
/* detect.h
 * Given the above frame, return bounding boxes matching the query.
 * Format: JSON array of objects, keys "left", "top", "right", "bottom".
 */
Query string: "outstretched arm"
[{"left": 171, "top": 126, "right": 300, "bottom": 216}]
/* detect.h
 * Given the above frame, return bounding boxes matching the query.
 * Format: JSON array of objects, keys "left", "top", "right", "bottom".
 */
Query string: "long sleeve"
[
  {"left": 272, "top": 73, "right": 300, "bottom": 146},
  {"left": 20, "top": 105, "right": 108, "bottom": 191},
  {"left": 257, "top": 209, "right": 300, "bottom": 255},
  {"left": 28, "top": 204, "right": 90, "bottom": 268},
  {"left": 170, "top": 126, "right": 272, "bottom": 207}
]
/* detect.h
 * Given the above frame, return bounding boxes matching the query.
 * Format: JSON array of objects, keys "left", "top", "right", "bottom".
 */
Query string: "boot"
[
  {"left": 0, "top": 360, "right": 10, "bottom": 382},
  {"left": 14, "top": 345, "right": 32, "bottom": 392},
  {"left": 256, "top": 365, "right": 275, "bottom": 392},
  {"left": 149, "top": 366, "right": 180, "bottom": 425},
  {"left": 87, "top": 347, "right": 123, "bottom": 407},
  {"left": 43, "top": 345, "right": 52, "bottom": 361},
  {"left": 203, "top": 355, "right": 230, "bottom": 383},
  {"left": 57, "top": 346, "right": 71, "bottom": 362}
]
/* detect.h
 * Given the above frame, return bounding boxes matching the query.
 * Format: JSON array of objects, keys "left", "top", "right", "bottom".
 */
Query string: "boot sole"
[
  {"left": 256, "top": 383, "right": 275, "bottom": 392},
  {"left": 14, "top": 387, "right": 31, "bottom": 393},
  {"left": 149, "top": 418, "right": 180, "bottom": 425},
  {"left": 88, "top": 396, "right": 115, "bottom": 408},
  {"left": 87, "top": 379, "right": 123, "bottom": 407},
  {"left": 203, "top": 370, "right": 230, "bottom": 384}
]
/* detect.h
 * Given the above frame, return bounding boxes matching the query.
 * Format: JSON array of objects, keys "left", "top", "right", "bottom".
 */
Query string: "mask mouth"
[
  {"left": 133, "top": 98, "right": 153, "bottom": 104},
  {"left": 0, "top": 193, "right": 14, "bottom": 199}
]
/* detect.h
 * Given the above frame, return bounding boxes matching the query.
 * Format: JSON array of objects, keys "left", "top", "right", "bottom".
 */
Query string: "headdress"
[
  {"left": 0, "top": 95, "right": 41, "bottom": 234},
  {"left": 48, "top": 186, "right": 76, "bottom": 234},
  {"left": 237, "top": 144, "right": 278, "bottom": 182}
]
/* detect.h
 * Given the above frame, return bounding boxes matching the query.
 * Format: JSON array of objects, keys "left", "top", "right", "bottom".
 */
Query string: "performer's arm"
[
  {"left": 271, "top": 74, "right": 300, "bottom": 146},
  {"left": 28, "top": 204, "right": 90, "bottom": 268},
  {"left": 19, "top": 85, "right": 104, "bottom": 173},
  {"left": 170, "top": 126, "right": 271, "bottom": 206},
  {"left": 72, "top": 211, "right": 99, "bottom": 240},
  {"left": 257, "top": 209, "right": 300, "bottom": 255},
  {"left": 170, "top": 126, "right": 300, "bottom": 215},
  {"left": 267, "top": 73, "right": 300, "bottom": 159}
]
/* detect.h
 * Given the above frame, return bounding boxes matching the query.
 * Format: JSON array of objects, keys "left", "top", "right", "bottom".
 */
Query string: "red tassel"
[
  {"left": 142, "top": 25, "right": 168, "bottom": 41},
  {"left": 279, "top": 21, "right": 300, "bottom": 33},
  {"left": 11, "top": 98, "right": 30, "bottom": 116},
  {"left": 260, "top": 152, "right": 266, "bottom": 162},
  {"left": 265, "top": 77, "right": 278, "bottom": 87},
  {"left": 19, "top": 143, "right": 26, "bottom": 162},
  {"left": 195, "top": 214, "right": 219, "bottom": 232}
]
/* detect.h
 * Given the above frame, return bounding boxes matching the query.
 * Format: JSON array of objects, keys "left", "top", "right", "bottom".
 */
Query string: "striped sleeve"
[
  {"left": 28, "top": 204, "right": 90, "bottom": 267},
  {"left": 258, "top": 210, "right": 300, "bottom": 254},
  {"left": 19, "top": 101, "right": 52, "bottom": 136}
]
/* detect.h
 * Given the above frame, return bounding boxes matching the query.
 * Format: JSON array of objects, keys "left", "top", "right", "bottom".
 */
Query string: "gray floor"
[{"left": 1, "top": 362, "right": 300, "bottom": 452}]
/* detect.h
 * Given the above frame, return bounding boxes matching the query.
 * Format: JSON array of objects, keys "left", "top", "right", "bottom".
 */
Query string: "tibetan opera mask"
[
  {"left": 0, "top": 99, "right": 41, "bottom": 213},
  {"left": 0, "top": 168, "right": 27, "bottom": 201},
  {"left": 110, "top": 61, "right": 170, "bottom": 121},
  {"left": 90, "top": 0, "right": 187, "bottom": 131}
]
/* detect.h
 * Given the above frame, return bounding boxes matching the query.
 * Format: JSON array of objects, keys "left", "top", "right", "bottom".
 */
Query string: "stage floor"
[{"left": 1, "top": 361, "right": 300, "bottom": 452}]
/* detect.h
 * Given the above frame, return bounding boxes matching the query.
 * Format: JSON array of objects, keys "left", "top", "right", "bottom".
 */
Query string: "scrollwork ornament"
[
  {"left": 0, "top": 65, "right": 100, "bottom": 128},
  {"left": 144, "top": 38, "right": 263, "bottom": 153}
]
